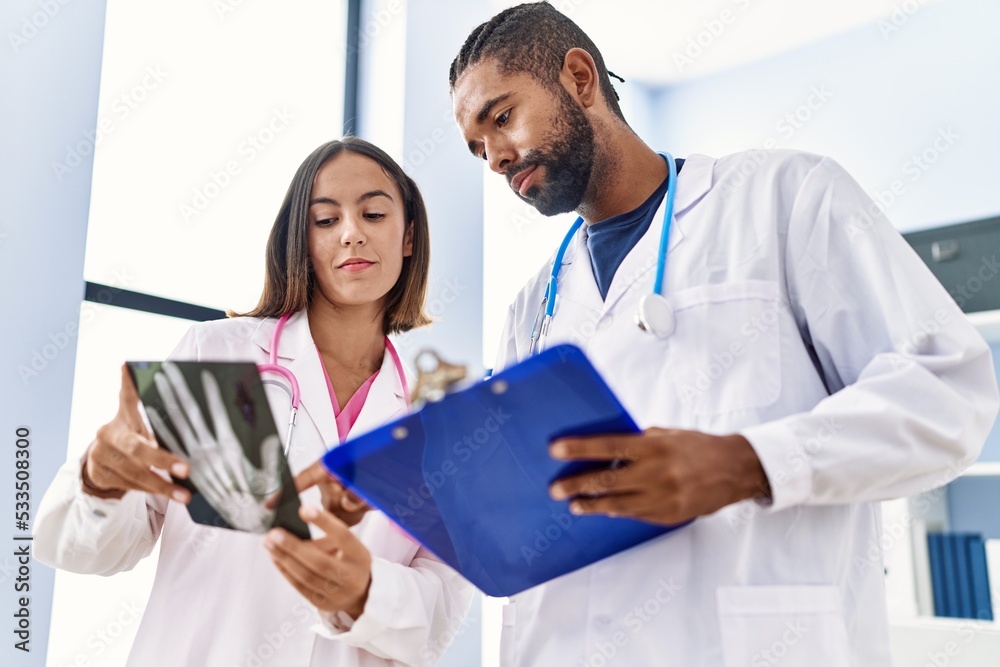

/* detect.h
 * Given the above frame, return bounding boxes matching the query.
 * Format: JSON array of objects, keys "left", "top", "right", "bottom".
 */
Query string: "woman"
[{"left": 34, "top": 138, "right": 474, "bottom": 666}]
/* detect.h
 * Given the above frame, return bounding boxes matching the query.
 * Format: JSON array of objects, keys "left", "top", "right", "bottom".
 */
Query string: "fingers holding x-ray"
[{"left": 149, "top": 362, "right": 281, "bottom": 533}]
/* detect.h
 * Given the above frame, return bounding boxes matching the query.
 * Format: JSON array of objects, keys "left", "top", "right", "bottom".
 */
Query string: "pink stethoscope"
[{"left": 257, "top": 312, "right": 410, "bottom": 455}]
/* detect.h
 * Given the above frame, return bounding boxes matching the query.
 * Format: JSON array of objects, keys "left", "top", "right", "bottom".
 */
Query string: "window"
[
  {"left": 49, "top": 3, "right": 350, "bottom": 664},
  {"left": 47, "top": 305, "right": 197, "bottom": 666},
  {"left": 83, "top": 0, "right": 348, "bottom": 314}
]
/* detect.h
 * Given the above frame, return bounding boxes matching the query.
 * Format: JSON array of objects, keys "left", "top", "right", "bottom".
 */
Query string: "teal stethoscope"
[{"left": 528, "top": 152, "right": 679, "bottom": 356}]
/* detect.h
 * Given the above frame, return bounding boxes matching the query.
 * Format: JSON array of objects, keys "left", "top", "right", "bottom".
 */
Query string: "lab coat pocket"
[
  {"left": 499, "top": 601, "right": 517, "bottom": 667},
  {"left": 670, "top": 280, "right": 783, "bottom": 415},
  {"left": 716, "top": 585, "right": 849, "bottom": 667}
]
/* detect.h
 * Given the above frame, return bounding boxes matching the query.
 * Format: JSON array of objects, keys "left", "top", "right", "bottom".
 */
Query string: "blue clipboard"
[{"left": 322, "top": 344, "right": 689, "bottom": 597}]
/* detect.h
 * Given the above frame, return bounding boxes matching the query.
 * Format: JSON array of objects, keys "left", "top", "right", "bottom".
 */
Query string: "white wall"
[
  {"left": 647, "top": 0, "right": 1000, "bottom": 233},
  {"left": 1, "top": 1, "right": 109, "bottom": 665}
]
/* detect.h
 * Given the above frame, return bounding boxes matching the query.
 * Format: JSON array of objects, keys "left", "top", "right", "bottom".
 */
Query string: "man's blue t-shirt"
[{"left": 586, "top": 157, "right": 684, "bottom": 300}]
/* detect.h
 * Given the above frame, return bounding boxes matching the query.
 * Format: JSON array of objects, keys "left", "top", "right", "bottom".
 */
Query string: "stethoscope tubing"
[
  {"left": 257, "top": 312, "right": 410, "bottom": 454},
  {"left": 531, "top": 152, "right": 678, "bottom": 354}
]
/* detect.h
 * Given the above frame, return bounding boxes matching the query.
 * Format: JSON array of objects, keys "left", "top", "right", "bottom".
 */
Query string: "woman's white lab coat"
[
  {"left": 34, "top": 309, "right": 474, "bottom": 667},
  {"left": 493, "top": 151, "right": 999, "bottom": 666}
]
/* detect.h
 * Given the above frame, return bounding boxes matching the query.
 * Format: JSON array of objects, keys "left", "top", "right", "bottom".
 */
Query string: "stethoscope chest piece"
[{"left": 635, "top": 293, "right": 675, "bottom": 338}]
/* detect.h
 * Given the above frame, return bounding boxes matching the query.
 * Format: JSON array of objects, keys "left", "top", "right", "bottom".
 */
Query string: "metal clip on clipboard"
[
  {"left": 410, "top": 349, "right": 468, "bottom": 408},
  {"left": 323, "top": 344, "right": 688, "bottom": 597}
]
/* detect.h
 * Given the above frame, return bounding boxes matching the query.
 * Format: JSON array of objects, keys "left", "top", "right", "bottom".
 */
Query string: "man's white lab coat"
[{"left": 493, "top": 151, "right": 999, "bottom": 666}]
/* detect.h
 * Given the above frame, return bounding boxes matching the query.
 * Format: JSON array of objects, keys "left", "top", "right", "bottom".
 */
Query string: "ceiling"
[{"left": 490, "top": 0, "right": 946, "bottom": 85}]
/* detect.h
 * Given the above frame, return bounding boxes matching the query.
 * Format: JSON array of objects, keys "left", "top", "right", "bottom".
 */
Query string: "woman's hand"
[
  {"left": 291, "top": 460, "right": 370, "bottom": 527},
  {"left": 264, "top": 504, "right": 373, "bottom": 619},
  {"left": 82, "top": 364, "right": 191, "bottom": 502}
]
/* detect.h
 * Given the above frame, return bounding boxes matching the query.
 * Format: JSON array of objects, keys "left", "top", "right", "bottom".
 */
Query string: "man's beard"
[{"left": 511, "top": 90, "right": 596, "bottom": 216}]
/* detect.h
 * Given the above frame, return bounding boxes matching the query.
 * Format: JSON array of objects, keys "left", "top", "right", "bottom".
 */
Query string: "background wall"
[
  {"left": 646, "top": 0, "right": 1000, "bottom": 233},
  {"left": 1, "top": 2, "right": 108, "bottom": 666}
]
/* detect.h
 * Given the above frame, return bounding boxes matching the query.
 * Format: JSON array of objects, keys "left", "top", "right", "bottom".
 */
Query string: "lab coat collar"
[
  {"left": 550, "top": 153, "right": 716, "bottom": 315},
  {"left": 600, "top": 152, "right": 715, "bottom": 313},
  {"left": 250, "top": 309, "right": 309, "bottom": 360},
  {"left": 554, "top": 230, "right": 603, "bottom": 313},
  {"left": 349, "top": 346, "right": 410, "bottom": 438}
]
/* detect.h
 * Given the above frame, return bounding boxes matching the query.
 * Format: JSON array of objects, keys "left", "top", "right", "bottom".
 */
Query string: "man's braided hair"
[{"left": 449, "top": 2, "right": 626, "bottom": 122}]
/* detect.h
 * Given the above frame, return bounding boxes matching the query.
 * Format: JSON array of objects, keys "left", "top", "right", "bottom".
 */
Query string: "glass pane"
[{"left": 83, "top": 0, "right": 348, "bottom": 314}]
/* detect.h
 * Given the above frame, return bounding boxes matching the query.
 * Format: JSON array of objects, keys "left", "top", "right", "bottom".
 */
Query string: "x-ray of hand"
[{"left": 146, "top": 362, "right": 282, "bottom": 533}]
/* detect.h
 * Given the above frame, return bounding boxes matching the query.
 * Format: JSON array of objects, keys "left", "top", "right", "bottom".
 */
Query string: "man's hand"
[
  {"left": 548, "top": 428, "right": 771, "bottom": 526},
  {"left": 265, "top": 504, "right": 372, "bottom": 619}
]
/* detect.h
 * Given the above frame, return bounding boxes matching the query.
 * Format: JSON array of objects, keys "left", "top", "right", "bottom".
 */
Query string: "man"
[{"left": 450, "top": 2, "right": 999, "bottom": 665}]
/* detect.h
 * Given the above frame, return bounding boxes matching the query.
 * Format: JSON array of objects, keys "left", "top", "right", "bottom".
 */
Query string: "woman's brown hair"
[{"left": 233, "top": 137, "right": 431, "bottom": 334}]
